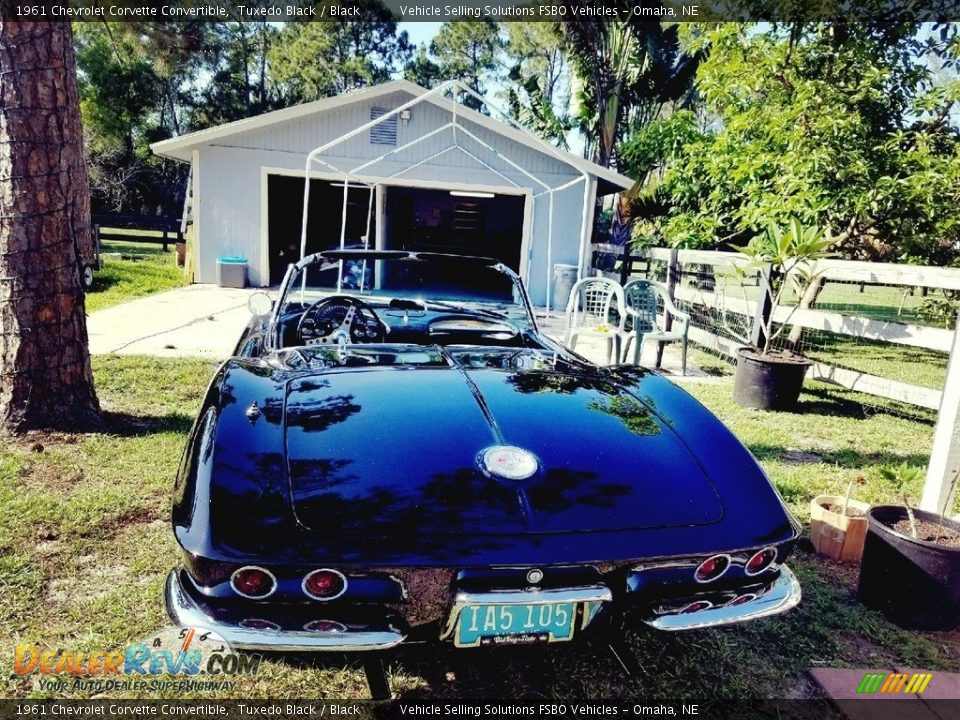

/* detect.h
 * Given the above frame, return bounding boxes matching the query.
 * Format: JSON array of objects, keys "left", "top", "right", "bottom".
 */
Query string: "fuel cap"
[{"left": 480, "top": 446, "right": 539, "bottom": 480}]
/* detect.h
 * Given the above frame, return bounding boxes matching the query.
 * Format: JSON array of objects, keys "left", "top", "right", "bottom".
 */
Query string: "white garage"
[{"left": 151, "top": 79, "right": 632, "bottom": 307}]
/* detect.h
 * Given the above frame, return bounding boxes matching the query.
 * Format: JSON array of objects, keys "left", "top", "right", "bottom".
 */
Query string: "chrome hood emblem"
[{"left": 479, "top": 446, "right": 539, "bottom": 480}]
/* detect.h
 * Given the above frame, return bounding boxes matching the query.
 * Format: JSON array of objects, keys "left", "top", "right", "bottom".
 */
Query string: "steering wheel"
[{"left": 296, "top": 296, "right": 388, "bottom": 346}]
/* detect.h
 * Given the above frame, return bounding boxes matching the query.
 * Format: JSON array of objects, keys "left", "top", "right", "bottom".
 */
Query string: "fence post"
[
  {"left": 619, "top": 244, "right": 632, "bottom": 286},
  {"left": 655, "top": 249, "right": 680, "bottom": 368},
  {"left": 750, "top": 264, "right": 774, "bottom": 351},
  {"left": 162, "top": 229, "right": 169, "bottom": 252},
  {"left": 921, "top": 312, "right": 960, "bottom": 517}
]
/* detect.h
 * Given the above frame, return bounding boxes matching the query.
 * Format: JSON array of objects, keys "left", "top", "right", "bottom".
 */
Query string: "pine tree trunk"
[{"left": 0, "top": 21, "right": 100, "bottom": 433}]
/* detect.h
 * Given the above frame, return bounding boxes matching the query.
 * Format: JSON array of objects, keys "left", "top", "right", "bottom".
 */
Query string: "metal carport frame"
[{"left": 297, "top": 79, "right": 592, "bottom": 312}]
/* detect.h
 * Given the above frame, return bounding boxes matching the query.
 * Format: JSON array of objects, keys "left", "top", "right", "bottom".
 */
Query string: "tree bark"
[{"left": 0, "top": 21, "right": 100, "bottom": 433}]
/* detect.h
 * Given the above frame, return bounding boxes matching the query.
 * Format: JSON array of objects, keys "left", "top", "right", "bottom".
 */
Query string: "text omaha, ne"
[{"left": 399, "top": 3, "right": 698, "bottom": 17}]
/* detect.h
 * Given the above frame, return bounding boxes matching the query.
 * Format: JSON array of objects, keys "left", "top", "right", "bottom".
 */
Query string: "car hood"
[{"left": 284, "top": 348, "right": 723, "bottom": 535}]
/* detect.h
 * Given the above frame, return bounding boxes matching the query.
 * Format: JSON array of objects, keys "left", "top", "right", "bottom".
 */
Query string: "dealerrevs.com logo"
[{"left": 14, "top": 627, "right": 259, "bottom": 693}]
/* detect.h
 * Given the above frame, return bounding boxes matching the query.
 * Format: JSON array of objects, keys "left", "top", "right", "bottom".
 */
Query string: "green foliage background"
[{"left": 76, "top": 15, "right": 960, "bottom": 265}]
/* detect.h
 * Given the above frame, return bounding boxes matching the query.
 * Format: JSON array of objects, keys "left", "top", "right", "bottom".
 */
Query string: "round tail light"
[
  {"left": 726, "top": 593, "right": 756, "bottom": 607},
  {"left": 679, "top": 600, "right": 713, "bottom": 614},
  {"left": 694, "top": 554, "right": 730, "bottom": 583},
  {"left": 303, "top": 569, "right": 347, "bottom": 601},
  {"left": 745, "top": 547, "right": 778, "bottom": 576},
  {"left": 230, "top": 566, "right": 277, "bottom": 599}
]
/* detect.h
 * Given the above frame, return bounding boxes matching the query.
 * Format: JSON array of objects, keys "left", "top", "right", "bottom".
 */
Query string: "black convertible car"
[{"left": 166, "top": 250, "right": 800, "bottom": 657}]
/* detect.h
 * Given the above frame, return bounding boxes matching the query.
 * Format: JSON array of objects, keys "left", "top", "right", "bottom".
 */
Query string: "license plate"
[{"left": 454, "top": 602, "right": 577, "bottom": 647}]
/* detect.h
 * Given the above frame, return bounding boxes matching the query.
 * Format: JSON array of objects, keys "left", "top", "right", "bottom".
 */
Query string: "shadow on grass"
[
  {"left": 793, "top": 385, "right": 874, "bottom": 420},
  {"left": 101, "top": 411, "right": 194, "bottom": 437},
  {"left": 89, "top": 274, "right": 121, "bottom": 293},
  {"left": 795, "top": 385, "right": 935, "bottom": 424},
  {"left": 747, "top": 443, "right": 931, "bottom": 470}
]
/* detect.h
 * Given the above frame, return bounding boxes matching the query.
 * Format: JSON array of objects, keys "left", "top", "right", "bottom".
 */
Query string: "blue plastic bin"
[{"left": 217, "top": 256, "right": 248, "bottom": 288}]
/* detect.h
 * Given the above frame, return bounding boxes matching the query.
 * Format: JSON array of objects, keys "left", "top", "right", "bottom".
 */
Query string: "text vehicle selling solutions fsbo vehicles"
[{"left": 165, "top": 250, "right": 801, "bottom": 654}]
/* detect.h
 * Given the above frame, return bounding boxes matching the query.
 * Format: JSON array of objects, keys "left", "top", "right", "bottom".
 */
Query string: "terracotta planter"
[{"left": 810, "top": 495, "right": 870, "bottom": 563}]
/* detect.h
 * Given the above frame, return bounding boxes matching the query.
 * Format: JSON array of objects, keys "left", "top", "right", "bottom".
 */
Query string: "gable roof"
[{"left": 150, "top": 79, "right": 634, "bottom": 192}]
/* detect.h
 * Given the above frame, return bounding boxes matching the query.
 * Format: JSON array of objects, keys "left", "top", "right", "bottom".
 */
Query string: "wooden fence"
[
  {"left": 92, "top": 213, "right": 184, "bottom": 252},
  {"left": 590, "top": 244, "right": 960, "bottom": 411}
]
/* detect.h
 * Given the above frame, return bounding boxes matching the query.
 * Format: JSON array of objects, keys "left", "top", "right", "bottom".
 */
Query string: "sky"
[{"left": 398, "top": 22, "right": 443, "bottom": 48}]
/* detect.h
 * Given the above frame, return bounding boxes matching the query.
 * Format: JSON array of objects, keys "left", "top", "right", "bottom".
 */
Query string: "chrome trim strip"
[
  {"left": 166, "top": 571, "right": 406, "bottom": 652},
  {"left": 644, "top": 565, "right": 801, "bottom": 631},
  {"left": 440, "top": 584, "right": 613, "bottom": 640}
]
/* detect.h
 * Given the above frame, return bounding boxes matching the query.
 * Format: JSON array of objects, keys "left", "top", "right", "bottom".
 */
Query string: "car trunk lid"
[{"left": 285, "top": 356, "right": 723, "bottom": 535}]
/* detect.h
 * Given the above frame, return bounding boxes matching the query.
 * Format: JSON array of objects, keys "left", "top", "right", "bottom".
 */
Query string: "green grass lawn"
[
  {"left": 85, "top": 241, "right": 185, "bottom": 314},
  {"left": 1, "top": 357, "right": 957, "bottom": 700}
]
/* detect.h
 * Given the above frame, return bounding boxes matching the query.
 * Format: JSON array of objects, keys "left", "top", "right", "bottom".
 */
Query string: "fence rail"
[
  {"left": 92, "top": 213, "right": 184, "bottom": 252},
  {"left": 590, "top": 243, "right": 960, "bottom": 411}
]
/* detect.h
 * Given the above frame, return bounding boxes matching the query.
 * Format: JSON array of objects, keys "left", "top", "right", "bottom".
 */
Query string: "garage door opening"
[
  {"left": 382, "top": 187, "right": 525, "bottom": 272},
  {"left": 267, "top": 175, "right": 374, "bottom": 285}
]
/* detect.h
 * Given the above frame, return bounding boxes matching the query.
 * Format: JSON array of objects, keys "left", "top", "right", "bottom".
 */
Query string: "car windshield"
[{"left": 278, "top": 252, "right": 533, "bottom": 327}]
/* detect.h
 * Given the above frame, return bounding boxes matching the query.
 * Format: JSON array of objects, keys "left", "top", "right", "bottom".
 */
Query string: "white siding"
[{"left": 193, "top": 88, "right": 592, "bottom": 304}]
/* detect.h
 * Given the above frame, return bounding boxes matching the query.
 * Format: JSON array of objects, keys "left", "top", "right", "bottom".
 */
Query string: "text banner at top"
[{"left": 2, "top": 0, "right": 959, "bottom": 23}]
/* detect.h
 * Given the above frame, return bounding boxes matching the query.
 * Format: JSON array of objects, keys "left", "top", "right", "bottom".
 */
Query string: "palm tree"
[{"left": 558, "top": 12, "right": 701, "bottom": 170}]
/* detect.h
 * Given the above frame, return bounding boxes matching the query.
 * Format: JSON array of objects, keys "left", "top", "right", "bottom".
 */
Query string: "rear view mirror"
[{"left": 248, "top": 292, "right": 273, "bottom": 316}]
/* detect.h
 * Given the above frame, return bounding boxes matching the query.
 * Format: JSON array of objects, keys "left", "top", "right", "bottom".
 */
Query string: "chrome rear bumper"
[
  {"left": 643, "top": 565, "right": 801, "bottom": 631},
  {"left": 165, "top": 570, "right": 407, "bottom": 652}
]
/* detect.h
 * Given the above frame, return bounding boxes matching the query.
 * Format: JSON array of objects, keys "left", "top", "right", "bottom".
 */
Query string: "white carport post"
[
  {"left": 298, "top": 81, "right": 461, "bottom": 261},
  {"left": 534, "top": 176, "right": 588, "bottom": 313},
  {"left": 297, "top": 79, "right": 599, "bottom": 310},
  {"left": 921, "top": 313, "right": 960, "bottom": 517},
  {"left": 455, "top": 84, "right": 593, "bottom": 287}
]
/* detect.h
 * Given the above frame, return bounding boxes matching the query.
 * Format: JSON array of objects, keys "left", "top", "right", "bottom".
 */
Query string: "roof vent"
[{"left": 369, "top": 107, "right": 397, "bottom": 146}]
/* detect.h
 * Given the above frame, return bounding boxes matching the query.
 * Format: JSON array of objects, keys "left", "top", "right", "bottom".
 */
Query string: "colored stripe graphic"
[
  {"left": 857, "top": 672, "right": 932, "bottom": 695},
  {"left": 857, "top": 674, "right": 885, "bottom": 693}
]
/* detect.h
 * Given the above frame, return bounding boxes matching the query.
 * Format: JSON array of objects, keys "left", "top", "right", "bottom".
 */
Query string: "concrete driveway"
[
  {"left": 87, "top": 285, "right": 703, "bottom": 377},
  {"left": 87, "top": 285, "right": 258, "bottom": 358}
]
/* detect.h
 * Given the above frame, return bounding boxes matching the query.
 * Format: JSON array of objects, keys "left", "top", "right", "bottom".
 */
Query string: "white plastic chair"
[
  {"left": 563, "top": 277, "right": 629, "bottom": 365},
  {"left": 622, "top": 279, "right": 690, "bottom": 375}
]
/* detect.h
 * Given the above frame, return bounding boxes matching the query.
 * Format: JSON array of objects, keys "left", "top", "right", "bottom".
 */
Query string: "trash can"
[
  {"left": 552, "top": 264, "right": 579, "bottom": 311},
  {"left": 217, "top": 256, "right": 248, "bottom": 288}
]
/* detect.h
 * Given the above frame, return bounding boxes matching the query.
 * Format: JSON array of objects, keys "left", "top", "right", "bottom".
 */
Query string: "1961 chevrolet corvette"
[{"left": 166, "top": 249, "right": 801, "bottom": 655}]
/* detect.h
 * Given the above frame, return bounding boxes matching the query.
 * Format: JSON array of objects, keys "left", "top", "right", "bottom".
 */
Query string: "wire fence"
[{"left": 598, "top": 245, "right": 958, "bottom": 419}]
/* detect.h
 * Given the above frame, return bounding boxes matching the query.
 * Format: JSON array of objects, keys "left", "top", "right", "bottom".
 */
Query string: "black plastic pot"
[
  {"left": 732, "top": 349, "right": 812, "bottom": 411},
  {"left": 857, "top": 505, "right": 960, "bottom": 630}
]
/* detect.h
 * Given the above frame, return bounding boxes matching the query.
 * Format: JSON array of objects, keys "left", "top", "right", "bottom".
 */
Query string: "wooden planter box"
[{"left": 810, "top": 495, "right": 871, "bottom": 563}]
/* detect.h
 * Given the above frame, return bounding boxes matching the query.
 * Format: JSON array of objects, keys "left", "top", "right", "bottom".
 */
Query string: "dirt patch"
[
  {"left": 83, "top": 506, "right": 164, "bottom": 539},
  {"left": 824, "top": 503, "right": 865, "bottom": 518},
  {"left": 921, "top": 627, "right": 960, "bottom": 668},
  {"left": 785, "top": 674, "right": 824, "bottom": 699},
  {"left": 45, "top": 562, "right": 129, "bottom": 604},
  {"left": 15, "top": 459, "right": 85, "bottom": 494},
  {"left": 892, "top": 519, "right": 960, "bottom": 547},
  {"left": 839, "top": 633, "right": 903, "bottom": 668},
  {"left": 36, "top": 540, "right": 63, "bottom": 556},
  {"left": 783, "top": 450, "right": 823, "bottom": 465},
  {"left": 9, "top": 430, "right": 80, "bottom": 450}
]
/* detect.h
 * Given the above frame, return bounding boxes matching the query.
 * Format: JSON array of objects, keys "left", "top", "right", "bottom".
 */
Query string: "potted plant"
[
  {"left": 728, "top": 218, "right": 835, "bottom": 411},
  {"left": 857, "top": 466, "right": 960, "bottom": 630},
  {"left": 810, "top": 475, "right": 870, "bottom": 563}
]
